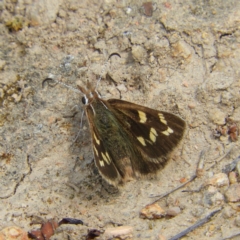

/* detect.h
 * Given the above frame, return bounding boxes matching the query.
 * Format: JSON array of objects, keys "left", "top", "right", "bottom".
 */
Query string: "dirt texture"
[{"left": 0, "top": 0, "right": 240, "bottom": 239}]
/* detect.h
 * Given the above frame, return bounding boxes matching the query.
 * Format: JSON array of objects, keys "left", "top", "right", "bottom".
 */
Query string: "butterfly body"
[{"left": 79, "top": 83, "right": 186, "bottom": 186}]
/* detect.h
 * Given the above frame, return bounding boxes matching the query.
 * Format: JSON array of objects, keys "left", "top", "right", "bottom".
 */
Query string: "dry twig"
[{"left": 169, "top": 208, "right": 221, "bottom": 240}]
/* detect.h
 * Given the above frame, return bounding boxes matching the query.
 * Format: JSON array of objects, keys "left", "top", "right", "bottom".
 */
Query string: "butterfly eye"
[{"left": 82, "top": 96, "right": 88, "bottom": 105}]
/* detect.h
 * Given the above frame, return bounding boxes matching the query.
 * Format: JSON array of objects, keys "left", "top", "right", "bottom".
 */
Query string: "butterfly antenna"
[
  {"left": 42, "top": 76, "right": 82, "bottom": 94},
  {"left": 95, "top": 53, "right": 121, "bottom": 90},
  {"left": 42, "top": 75, "right": 86, "bottom": 144}
]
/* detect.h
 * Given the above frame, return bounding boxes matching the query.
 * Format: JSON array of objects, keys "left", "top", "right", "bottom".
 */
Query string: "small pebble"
[
  {"left": 204, "top": 173, "right": 229, "bottom": 187},
  {"left": 140, "top": 203, "right": 165, "bottom": 219},
  {"left": 171, "top": 40, "right": 192, "bottom": 59},
  {"left": 141, "top": 2, "right": 156, "bottom": 17},
  {"left": 209, "top": 109, "right": 226, "bottom": 125},
  {"left": 225, "top": 183, "right": 240, "bottom": 202},
  {"left": 228, "top": 171, "right": 237, "bottom": 184},
  {"left": 103, "top": 226, "right": 133, "bottom": 239},
  {"left": 132, "top": 45, "right": 147, "bottom": 64},
  {"left": 166, "top": 207, "right": 181, "bottom": 217},
  {"left": 0, "top": 226, "right": 28, "bottom": 240},
  {"left": 188, "top": 102, "right": 196, "bottom": 109}
]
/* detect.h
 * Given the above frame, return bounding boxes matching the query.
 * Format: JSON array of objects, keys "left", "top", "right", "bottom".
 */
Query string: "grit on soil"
[{"left": 0, "top": 0, "right": 240, "bottom": 239}]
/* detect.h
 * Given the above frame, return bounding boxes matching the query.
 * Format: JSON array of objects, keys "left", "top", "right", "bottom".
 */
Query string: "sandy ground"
[{"left": 0, "top": 0, "right": 240, "bottom": 239}]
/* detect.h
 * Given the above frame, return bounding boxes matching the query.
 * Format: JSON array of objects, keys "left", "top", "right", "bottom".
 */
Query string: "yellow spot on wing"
[
  {"left": 162, "top": 127, "right": 174, "bottom": 136},
  {"left": 137, "top": 136, "right": 146, "bottom": 146},
  {"left": 158, "top": 113, "right": 167, "bottom": 125},
  {"left": 149, "top": 127, "right": 158, "bottom": 143},
  {"left": 99, "top": 160, "right": 104, "bottom": 167},
  {"left": 94, "top": 133, "right": 100, "bottom": 145},
  {"left": 138, "top": 110, "right": 147, "bottom": 123},
  {"left": 102, "top": 152, "right": 111, "bottom": 165},
  {"left": 105, "top": 152, "right": 111, "bottom": 164},
  {"left": 93, "top": 146, "right": 99, "bottom": 156}
]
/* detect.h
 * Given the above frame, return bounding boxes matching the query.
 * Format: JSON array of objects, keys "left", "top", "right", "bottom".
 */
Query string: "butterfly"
[
  {"left": 43, "top": 54, "right": 186, "bottom": 186},
  {"left": 78, "top": 87, "right": 186, "bottom": 185}
]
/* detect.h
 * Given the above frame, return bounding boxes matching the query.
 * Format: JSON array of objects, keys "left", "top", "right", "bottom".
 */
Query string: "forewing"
[{"left": 107, "top": 99, "right": 186, "bottom": 160}]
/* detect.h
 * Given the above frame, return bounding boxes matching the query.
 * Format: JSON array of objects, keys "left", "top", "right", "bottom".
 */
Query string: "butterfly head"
[{"left": 78, "top": 81, "right": 101, "bottom": 106}]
